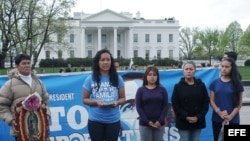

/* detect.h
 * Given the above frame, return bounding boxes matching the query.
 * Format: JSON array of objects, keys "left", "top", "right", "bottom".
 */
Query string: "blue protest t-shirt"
[
  {"left": 209, "top": 78, "right": 244, "bottom": 123},
  {"left": 83, "top": 74, "right": 124, "bottom": 123}
]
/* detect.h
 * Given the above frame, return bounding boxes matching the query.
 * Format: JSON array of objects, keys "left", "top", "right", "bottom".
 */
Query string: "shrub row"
[
  {"left": 39, "top": 57, "right": 182, "bottom": 68},
  {"left": 245, "top": 59, "right": 250, "bottom": 66}
]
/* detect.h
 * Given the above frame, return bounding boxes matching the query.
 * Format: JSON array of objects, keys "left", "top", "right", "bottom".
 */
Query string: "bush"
[
  {"left": 154, "top": 58, "right": 181, "bottom": 66},
  {"left": 39, "top": 58, "right": 66, "bottom": 67},
  {"left": 201, "top": 63, "right": 206, "bottom": 67},
  {"left": 39, "top": 57, "right": 181, "bottom": 68},
  {"left": 245, "top": 59, "right": 250, "bottom": 66}
]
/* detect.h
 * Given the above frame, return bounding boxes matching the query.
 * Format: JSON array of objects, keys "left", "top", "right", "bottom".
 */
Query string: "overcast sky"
[{"left": 72, "top": 0, "right": 250, "bottom": 31}]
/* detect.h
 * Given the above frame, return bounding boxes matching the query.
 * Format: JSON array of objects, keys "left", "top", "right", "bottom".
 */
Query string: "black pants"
[
  {"left": 212, "top": 121, "right": 239, "bottom": 141},
  {"left": 88, "top": 120, "right": 120, "bottom": 141}
]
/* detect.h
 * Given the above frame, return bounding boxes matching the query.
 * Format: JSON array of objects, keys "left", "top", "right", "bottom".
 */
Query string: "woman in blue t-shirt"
[
  {"left": 82, "top": 49, "right": 125, "bottom": 141},
  {"left": 209, "top": 57, "right": 244, "bottom": 141}
]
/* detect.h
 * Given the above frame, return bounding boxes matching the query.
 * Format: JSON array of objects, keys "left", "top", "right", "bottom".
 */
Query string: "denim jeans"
[
  {"left": 88, "top": 120, "right": 120, "bottom": 141},
  {"left": 178, "top": 129, "right": 201, "bottom": 141},
  {"left": 139, "top": 125, "right": 165, "bottom": 141}
]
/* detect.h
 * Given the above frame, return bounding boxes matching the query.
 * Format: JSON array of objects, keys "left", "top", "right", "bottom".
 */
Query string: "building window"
[
  {"left": 157, "top": 50, "right": 161, "bottom": 59},
  {"left": 88, "top": 50, "right": 92, "bottom": 58},
  {"left": 70, "top": 50, "right": 74, "bottom": 58},
  {"left": 102, "top": 34, "right": 106, "bottom": 43},
  {"left": 45, "top": 51, "right": 50, "bottom": 59},
  {"left": 157, "top": 34, "right": 161, "bottom": 43},
  {"left": 145, "top": 50, "right": 150, "bottom": 60},
  {"left": 58, "top": 50, "right": 62, "bottom": 59},
  {"left": 57, "top": 34, "right": 63, "bottom": 43},
  {"left": 145, "top": 34, "right": 150, "bottom": 42},
  {"left": 117, "top": 34, "right": 121, "bottom": 43},
  {"left": 87, "top": 34, "right": 92, "bottom": 43},
  {"left": 70, "top": 34, "right": 74, "bottom": 43},
  {"left": 133, "top": 34, "right": 138, "bottom": 43},
  {"left": 134, "top": 50, "right": 138, "bottom": 58},
  {"left": 117, "top": 50, "right": 120, "bottom": 58},
  {"left": 169, "top": 34, "right": 173, "bottom": 42},
  {"left": 169, "top": 50, "right": 173, "bottom": 59}
]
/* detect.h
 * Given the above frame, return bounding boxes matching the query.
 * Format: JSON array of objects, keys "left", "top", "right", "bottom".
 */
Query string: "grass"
[
  {"left": 1, "top": 66, "right": 250, "bottom": 80},
  {"left": 238, "top": 66, "right": 250, "bottom": 80}
]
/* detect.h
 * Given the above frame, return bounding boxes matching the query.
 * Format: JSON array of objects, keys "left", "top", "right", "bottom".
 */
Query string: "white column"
[
  {"left": 97, "top": 26, "right": 102, "bottom": 51},
  {"left": 80, "top": 27, "right": 85, "bottom": 58},
  {"left": 128, "top": 27, "right": 133, "bottom": 59},
  {"left": 113, "top": 26, "right": 118, "bottom": 58}
]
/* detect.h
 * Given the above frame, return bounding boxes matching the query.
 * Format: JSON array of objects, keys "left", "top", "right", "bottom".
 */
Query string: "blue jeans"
[
  {"left": 178, "top": 129, "right": 201, "bottom": 141},
  {"left": 88, "top": 120, "right": 120, "bottom": 141},
  {"left": 139, "top": 125, "right": 165, "bottom": 141}
]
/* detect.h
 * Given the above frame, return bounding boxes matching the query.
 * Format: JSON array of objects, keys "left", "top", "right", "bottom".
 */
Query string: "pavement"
[
  {"left": 243, "top": 86, "right": 250, "bottom": 105},
  {"left": 240, "top": 105, "right": 250, "bottom": 124},
  {"left": 241, "top": 85, "right": 250, "bottom": 124}
]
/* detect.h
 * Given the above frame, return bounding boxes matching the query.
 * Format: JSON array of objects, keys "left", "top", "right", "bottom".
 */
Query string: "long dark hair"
[
  {"left": 142, "top": 66, "right": 160, "bottom": 86},
  {"left": 223, "top": 57, "right": 242, "bottom": 107},
  {"left": 92, "top": 49, "right": 118, "bottom": 91}
]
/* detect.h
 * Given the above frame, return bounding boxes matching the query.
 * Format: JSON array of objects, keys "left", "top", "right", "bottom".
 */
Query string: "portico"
[{"left": 41, "top": 9, "right": 180, "bottom": 60}]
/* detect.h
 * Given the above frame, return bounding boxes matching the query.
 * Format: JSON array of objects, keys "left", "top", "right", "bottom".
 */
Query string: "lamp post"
[
  {"left": 209, "top": 41, "right": 214, "bottom": 66},
  {"left": 154, "top": 56, "right": 156, "bottom": 65}
]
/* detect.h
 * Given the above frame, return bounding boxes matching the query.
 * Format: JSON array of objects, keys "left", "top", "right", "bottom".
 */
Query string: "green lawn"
[{"left": 238, "top": 66, "right": 250, "bottom": 80}]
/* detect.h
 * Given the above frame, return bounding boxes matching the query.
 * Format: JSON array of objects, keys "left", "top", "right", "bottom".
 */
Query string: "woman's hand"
[
  {"left": 111, "top": 101, "right": 118, "bottom": 107},
  {"left": 148, "top": 121, "right": 157, "bottom": 128},
  {"left": 224, "top": 114, "right": 233, "bottom": 122},
  {"left": 218, "top": 110, "right": 228, "bottom": 119},
  {"left": 96, "top": 100, "right": 105, "bottom": 107},
  {"left": 186, "top": 116, "right": 198, "bottom": 123},
  {"left": 148, "top": 121, "right": 160, "bottom": 128},
  {"left": 97, "top": 101, "right": 119, "bottom": 107},
  {"left": 11, "top": 120, "right": 19, "bottom": 133},
  {"left": 153, "top": 121, "right": 161, "bottom": 128}
]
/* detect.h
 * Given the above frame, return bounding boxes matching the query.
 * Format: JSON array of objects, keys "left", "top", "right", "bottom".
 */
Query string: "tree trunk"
[{"left": 0, "top": 54, "right": 5, "bottom": 69}]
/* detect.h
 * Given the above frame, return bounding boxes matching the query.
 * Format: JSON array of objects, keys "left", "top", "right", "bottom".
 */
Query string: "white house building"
[{"left": 41, "top": 9, "right": 180, "bottom": 60}]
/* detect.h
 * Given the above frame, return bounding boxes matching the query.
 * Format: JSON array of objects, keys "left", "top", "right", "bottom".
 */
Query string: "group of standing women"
[{"left": 82, "top": 49, "right": 244, "bottom": 141}]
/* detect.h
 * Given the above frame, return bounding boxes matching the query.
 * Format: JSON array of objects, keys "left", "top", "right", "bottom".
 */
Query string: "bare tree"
[
  {"left": 0, "top": 0, "right": 75, "bottom": 68},
  {"left": 179, "top": 27, "right": 199, "bottom": 60},
  {"left": 0, "top": 0, "right": 27, "bottom": 68}
]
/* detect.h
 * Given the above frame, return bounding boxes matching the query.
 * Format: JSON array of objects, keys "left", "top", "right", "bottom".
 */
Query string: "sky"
[{"left": 71, "top": 0, "right": 250, "bottom": 31}]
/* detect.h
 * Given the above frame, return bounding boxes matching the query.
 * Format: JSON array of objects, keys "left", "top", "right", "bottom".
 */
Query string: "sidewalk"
[
  {"left": 240, "top": 105, "right": 250, "bottom": 124},
  {"left": 243, "top": 86, "right": 250, "bottom": 105}
]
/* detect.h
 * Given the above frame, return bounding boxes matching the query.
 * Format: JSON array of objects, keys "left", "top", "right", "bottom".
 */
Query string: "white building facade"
[{"left": 41, "top": 9, "right": 180, "bottom": 60}]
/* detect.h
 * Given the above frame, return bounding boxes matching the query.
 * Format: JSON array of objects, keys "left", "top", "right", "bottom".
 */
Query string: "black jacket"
[{"left": 171, "top": 77, "right": 209, "bottom": 130}]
